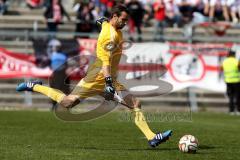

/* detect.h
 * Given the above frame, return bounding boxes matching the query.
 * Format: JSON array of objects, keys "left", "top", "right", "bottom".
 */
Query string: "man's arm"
[
  {"left": 96, "top": 20, "right": 116, "bottom": 100},
  {"left": 102, "top": 65, "right": 111, "bottom": 78},
  {"left": 100, "top": 45, "right": 115, "bottom": 101},
  {"left": 102, "top": 65, "right": 115, "bottom": 100},
  {"left": 101, "top": 59, "right": 115, "bottom": 100}
]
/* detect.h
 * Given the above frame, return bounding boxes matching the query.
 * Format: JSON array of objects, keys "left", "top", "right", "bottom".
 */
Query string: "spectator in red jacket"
[
  {"left": 26, "top": 0, "right": 44, "bottom": 9},
  {"left": 153, "top": 0, "right": 166, "bottom": 41},
  {"left": 44, "top": 0, "right": 71, "bottom": 33}
]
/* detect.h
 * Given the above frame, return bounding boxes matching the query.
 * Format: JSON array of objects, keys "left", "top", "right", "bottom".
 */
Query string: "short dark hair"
[
  {"left": 110, "top": 4, "right": 129, "bottom": 18},
  {"left": 228, "top": 50, "right": 236, "bottom": 56}
]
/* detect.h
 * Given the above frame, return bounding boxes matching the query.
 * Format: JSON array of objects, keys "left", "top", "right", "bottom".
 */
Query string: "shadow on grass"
[
  {"left": 78, "top": 145, "right": 217, "bottom": 155},
  {"left": 198, "top": 145, "right": 216, "bottom": 150},
  {"left": 80, "top": 146, "right": 178, "bottom": 152},
  {"left": 190, "top": 145, "right": 217, "bottom": 155}
]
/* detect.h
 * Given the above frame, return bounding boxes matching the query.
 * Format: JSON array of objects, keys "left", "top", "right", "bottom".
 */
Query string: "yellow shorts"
[{"left": 70, "top": 73, "right": 126, "bottom": 99}]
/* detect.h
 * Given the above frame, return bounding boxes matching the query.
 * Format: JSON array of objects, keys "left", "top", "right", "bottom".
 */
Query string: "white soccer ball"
[{"left": 178, "top": 135, "right": 199, "bottom": 153}]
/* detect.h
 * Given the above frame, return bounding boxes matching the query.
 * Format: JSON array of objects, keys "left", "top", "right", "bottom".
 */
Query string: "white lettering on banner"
[
  {"left": 0, "top": 49, "right": 52, "bottom": 78},
  {"left": 0, "top": 52, "right": 33, "bottom": 73}
]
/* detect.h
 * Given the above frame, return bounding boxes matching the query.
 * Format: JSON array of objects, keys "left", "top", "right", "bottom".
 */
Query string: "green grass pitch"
[{"left": 0, "top": 110, "right": 239, "bottom": 160}]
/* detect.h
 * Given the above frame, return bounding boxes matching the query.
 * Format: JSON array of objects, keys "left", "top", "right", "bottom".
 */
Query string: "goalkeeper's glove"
[
  {"left": 104, "top": 76, "right": 115, "bottom": 101},
  {"left": 96, "top": 17, "right": 108, "bottom": 31}
]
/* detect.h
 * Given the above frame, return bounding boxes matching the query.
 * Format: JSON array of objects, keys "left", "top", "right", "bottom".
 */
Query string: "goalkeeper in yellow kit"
[{"left": 16, "top": 4, "right": 172, "bottom": 148}]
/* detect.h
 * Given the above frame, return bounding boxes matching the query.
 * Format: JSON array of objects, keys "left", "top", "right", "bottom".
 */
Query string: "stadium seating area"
[{"left": 1, "top": 1, "right": 240, "bottom": 54}]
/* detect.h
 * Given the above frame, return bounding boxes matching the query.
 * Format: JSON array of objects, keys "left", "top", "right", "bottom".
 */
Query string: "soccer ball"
[{"left": 178, "top": 135, "right": 199, "bottom": 153}]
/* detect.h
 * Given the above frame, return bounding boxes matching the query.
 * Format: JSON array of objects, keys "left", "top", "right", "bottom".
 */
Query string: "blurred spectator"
[
  {"left": 194, "top": 0, "right": 205, "bottom": 14},
  {"left": 26, "top": 0, "right": 44, "bottom": 9},
  {"left": 127, "top": 0, "right": 145, "bottom": 42},
  {"left": 88, "top": 0, "right": 106, "bottom": 17},
  {"left": 205, "top": 0, "right": 232, "bottom": 21},
  {"left": 75, "top": 3, "right": 95, "bottom": 36},
  {"left": 89, "top": 0, "right": 101, "bottom": 21},
  {"left": 139, "top": 0, "right": 154, "bottom": 27},
  {"left": 191, "top": 0, "right": 208, "bottom": 24},
  {"left": 230, "top": 0, "right": 240, "bottom": 23},
  {"left": 49, "top": 39, "right": 68, "bottom": 71},
  {"left": 164, "top": 0, "right": 181, "bottom": 27},
  {"left": 176, "top": 0, "right": 197, "bottom": 24},
  {"left": 153, "top": 0, "right": 166, "bottom": 41},
  {"left": 220, "top": 0, "right": 232, "bottom": 21},
  {"left": 222, "top": 50, "right": 240, "bottom": 115},
  {"left": 44, "top": 0, "right": 71, "bottom": 33},
  {"left": 203, "top": 0, "right": 211, "bottom": 16},
  {"left": 0, "top": 0, "right": 7, "bottom": 15},
  {"left": 48, "top": 39, "right": 70, "bottom": 110},
  {"left": 101, "top": 0, "right": 115, "bottom": 17},
  {"left": 35, "top": 55, "right": 50, "bottom": 68}
]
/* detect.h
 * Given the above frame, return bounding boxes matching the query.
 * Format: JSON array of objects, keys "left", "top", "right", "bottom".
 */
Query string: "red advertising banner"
[{"left": 0, "top": 48, "right": 52, "bottom": 78}]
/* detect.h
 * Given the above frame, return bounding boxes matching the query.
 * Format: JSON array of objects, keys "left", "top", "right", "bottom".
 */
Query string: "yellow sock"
[
  {"left": 132, "top": 108, "right": 155, "bottom": 140},
  {"left": 33, "top": 84, "right": 66, "bottom": 103}
]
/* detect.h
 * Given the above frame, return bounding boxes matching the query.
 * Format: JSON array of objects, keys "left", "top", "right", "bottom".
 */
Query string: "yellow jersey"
[
  {"left": 76, "top": 21, "right": 125, "bottom": 92},
  {"left": 222, "top": 57, "right": 240, "bottom": 83},
  {"left": 95, "top": 21, "right": 123, "bottom": 77}
]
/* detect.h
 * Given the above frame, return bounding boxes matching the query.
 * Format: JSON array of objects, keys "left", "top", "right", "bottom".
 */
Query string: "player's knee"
[
  {"left": 133, "top": 99, "right": 141, "bottom": 109},
  {"left": 60, "top": 95, "right": 80, "bottom": 108}
]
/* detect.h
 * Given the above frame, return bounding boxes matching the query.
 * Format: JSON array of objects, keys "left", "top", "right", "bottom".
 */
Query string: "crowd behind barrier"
[{"left": 1, "top": 0, "right": 240, "bottom": 41}]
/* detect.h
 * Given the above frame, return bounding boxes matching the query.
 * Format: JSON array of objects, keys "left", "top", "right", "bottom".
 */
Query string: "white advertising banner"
[
  {"left": 2, "top": 38, "right": 238, "bottom": 93},
  {"left": 123, "top": 42, "right": 238, "bottom": 93}
]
